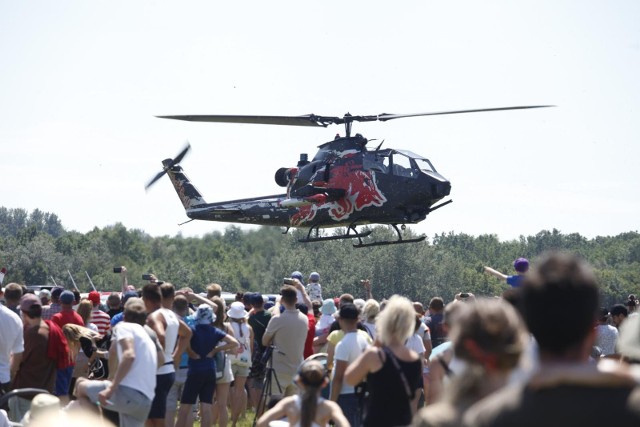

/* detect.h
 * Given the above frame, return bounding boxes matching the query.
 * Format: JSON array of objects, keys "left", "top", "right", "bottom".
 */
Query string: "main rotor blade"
[
  {"left": 377, "top": 105, "right": 554, "bottom": 122},
  {"left": 156, "top": 114, "right": 339, "bottom": 128}
]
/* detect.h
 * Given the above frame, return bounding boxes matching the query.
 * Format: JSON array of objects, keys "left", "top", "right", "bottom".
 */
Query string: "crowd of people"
[{"left": 1, "top": 253, "right": 640, "bottom": 427}]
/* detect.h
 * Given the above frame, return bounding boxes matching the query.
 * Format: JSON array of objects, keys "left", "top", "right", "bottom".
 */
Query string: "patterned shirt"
[
  {"left": 42, "top": 303, "right": 62, "bottom": 320},
  {"left": 91, "top": 308, "right": 111, "bottom": 336}
]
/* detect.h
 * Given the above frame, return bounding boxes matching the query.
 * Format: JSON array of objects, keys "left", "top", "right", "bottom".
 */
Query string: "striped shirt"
[{"left": 91, "top": 308, "right": 111, "bottom": 335}]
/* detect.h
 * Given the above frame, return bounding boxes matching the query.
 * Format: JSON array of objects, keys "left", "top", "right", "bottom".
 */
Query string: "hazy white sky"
[{"left": 1, "top": 1, "right": 638, "bottom": 241}]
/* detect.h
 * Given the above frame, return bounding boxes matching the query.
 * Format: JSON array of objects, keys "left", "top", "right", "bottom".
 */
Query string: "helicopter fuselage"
[{"left": 166, "top": 134, "right": 451, "bottom": 230}]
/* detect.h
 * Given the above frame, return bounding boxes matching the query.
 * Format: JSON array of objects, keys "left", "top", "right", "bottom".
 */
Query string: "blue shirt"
[
  {"left": 507, "top": 275, "right": 524, "bottom": 288},
  {"left": 188, "top": 324, "right": 226, "bottom": 374}
]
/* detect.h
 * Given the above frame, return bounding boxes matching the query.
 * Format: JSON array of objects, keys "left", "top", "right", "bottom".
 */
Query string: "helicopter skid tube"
[
  {"left": 352, "top": 223, "right": 426, "bottom": 248},
  {"left": 353, "top": 235, "right": 426, "bottom": 249},
  {"left": 298, "top": 229, "right": 373, "bottom": 243}
]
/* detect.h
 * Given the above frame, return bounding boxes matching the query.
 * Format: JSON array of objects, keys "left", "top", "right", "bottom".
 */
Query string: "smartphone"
[
  {"left": 142, "top": 274, "right": 153, "bottom": 281},
  {"left": 283, "top": 278, "right": 295, "bottom": 285},
  {"left": 113, "top": 267, "right": 122, "bottom": 273}
]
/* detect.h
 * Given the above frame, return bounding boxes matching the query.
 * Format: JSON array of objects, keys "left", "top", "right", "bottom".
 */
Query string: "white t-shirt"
[
  {"left": 406, "top": 333, "right": 426, "bottom": 355},
  {"left": 113, "top": 322, "right": 158, "bottom": 400},
  {"left": 0, "top": 305, "right": 23, "bottom": 383},
  {"left": 334, "top": 331, "right": 370, "bottom": 395}
]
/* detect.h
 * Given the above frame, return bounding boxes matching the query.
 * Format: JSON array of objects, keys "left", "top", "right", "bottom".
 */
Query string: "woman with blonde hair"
[
  {"left": 257, "top": 359, "right": 349, "bottom": 427},
  {"left": 345, "top": 295, "right": 423, "bottom": 427},
  {"left": 412, "top": 298, "right": 527, "bottom": 427},
  {"left": 75, "top": 299, "right": 98, "bottom": 332},
  {"left": 62, "top": 324, "right": 104, "bottom": 396},
  {"left": 210, "top": 296, "right": 235, "bottom": 427}
]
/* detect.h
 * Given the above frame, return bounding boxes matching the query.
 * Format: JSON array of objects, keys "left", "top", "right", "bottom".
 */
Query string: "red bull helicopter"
[{"left": 147, "top": 106, "right": 550, "bottom": 248}]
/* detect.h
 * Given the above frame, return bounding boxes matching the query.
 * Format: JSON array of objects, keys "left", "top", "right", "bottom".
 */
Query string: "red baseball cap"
[{"left": 88, "top": 291, "right": 101, "bottom": 305}]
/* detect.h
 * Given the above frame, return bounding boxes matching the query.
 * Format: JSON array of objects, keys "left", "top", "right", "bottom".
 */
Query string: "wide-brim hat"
[
  {"left": 321, "top": 298, "right": 337, "bottom": 315},
  {"left": 21, "top": 393, "right": 61, "bottom": 424},
  {"left": 228, "top": 301, "right": 248, "bottom": 319}
]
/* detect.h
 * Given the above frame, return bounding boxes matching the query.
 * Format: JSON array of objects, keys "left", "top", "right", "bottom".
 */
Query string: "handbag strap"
[{"left": 383, "top": 347, "right": 412, "bottom": 399}]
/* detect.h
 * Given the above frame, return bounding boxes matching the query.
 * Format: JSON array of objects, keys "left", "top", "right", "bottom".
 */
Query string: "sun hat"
[
  {"left": 21, "top": 393, "right": 61, "bottom": 424},
  {"left": 195, "top": 304, "right": 216, "bottom": 325},
  {"left": 228, "top": 301, "right": 249, "bottom": 319},
  {"left": 321, "top": 298, "right": 337, "bottom": 315},
  {"left": 309, "top": 272, "right": 320, "bottom": 282}
]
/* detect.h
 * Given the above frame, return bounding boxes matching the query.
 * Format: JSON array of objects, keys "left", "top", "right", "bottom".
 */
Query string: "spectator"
[
  {"left": 62, "top": 324, "right": 103, "bottom": 396},
  {"left": 76, "top": 299, "right": 99, "bottom": 332},
  {"left": 611, "top": 304, "right": 629, "bottom": 329},
  {"left": 210, "top": 296, "right": 235, "bottom": 427},
  {"left": 144, "top": 283, "right": 192, "bottom": 427},
  {"left": 426, "top": 297, "right": 446, "bottom": 348},
  {"left": 10, "top": 294, "right": 58, "bottom": 421},
  {"left": 39, "top": 289, "right": 51, "bottom": 307},
  {"left": 73, "top": 299, "right": 159, "bottom": 427},
  {"left": 291, "top": 271, "right": 307, "bottom": 307},
  {"left": 206, "top": 283, "right": 222, "bottom": 299},
  {"left": 330, "top": 303, "right": 371, "bottom": 427},
  {"left": 42, "top": 287, "right": 64, "bottom": 320},
  {"left": 110, "top": 291, "right": 139, "bottom": 327},
  {"left": 361, "top": 299, "right": 379, "bottom": 341},
  {"left": 262, "top": 285, "right": 309, "bottom": 396},
  {"left": 595, "top": 307, "right": 618, "bottom": 356},
  {"left": 0, "top": 283, "right": 23, "bottom": 398},
  {"left": 247, "top": 293, "right": 271, "bottom": 411},
  {"left": 88, "top": 291, "right": 111, "bottom": 336},
  {"left": 484, "top": 257, "right": 529, "bottom": 288},
  {"left": 166, "top": 295, "right": 192, "bottom": 427},
  {"left": 257, "top": 360, "right": 349, "bottom": 427},
  {"left": 413, "top": 298, "right": 527, "bottom": 427},
  {"left": 297, "top": 303, "right": 317, "bottom": 360},
  {"left": 107, "top": 293, "right": 123, "bottom": 318},
  {"left": 626, "top": 295, "right": 638, "bottom": 317},
  {"left": 464, "top": 252, "right": 640, "bottom": 426},
  {"left": 345, "top": 295, "right": 423, "bottom": 427},
  {"left": 617, "top": 313, "right": 640, "bottom": 363},
  {"left": 2, "top": 283, "right": 23, "bottom": 315},
  {"left": 227, "top": 302, "right": 253, "bottom": 427},
  {"left": 176, "top": 304, "right": 238, "bottom": 427},
  {"left": 51, "top": 290, "right": 83, "bottom": 401},
  {"left": 306, "top": 272, "right": 323, "bottom": 303},
  {"left": 405, "top": 314, "right": 427, "bottom": 413}
]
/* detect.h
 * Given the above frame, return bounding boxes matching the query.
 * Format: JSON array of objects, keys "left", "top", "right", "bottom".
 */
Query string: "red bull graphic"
[{"left": 290, "top": 156, "right": 387, "bottom": 226}]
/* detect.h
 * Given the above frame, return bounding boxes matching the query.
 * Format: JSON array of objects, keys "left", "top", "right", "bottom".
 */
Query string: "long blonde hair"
[
  {"left": 62, "top": 324, "right": 102, "bottom": 361},
  {"left": 76, "top": 299, "right": 93, "bottom": 327},
  {"left": 376, "top": 295, "right": 415, "bottom": 346}
]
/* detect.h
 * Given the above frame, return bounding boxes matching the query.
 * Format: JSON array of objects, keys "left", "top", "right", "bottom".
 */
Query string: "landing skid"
[
  {"left": 298, "top": 225, "right": 372, "bottom": 243},
  {"left": 353, "top": 224, "right": 426, "bottom": 249}
]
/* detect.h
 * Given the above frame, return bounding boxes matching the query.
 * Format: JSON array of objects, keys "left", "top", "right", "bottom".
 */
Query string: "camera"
[
  {"left": 283, "top": 278, "right": 295, "bottom": 285},
  {"left": 113, "top": 267, "right": 122, "bottom": 273},
  {"left": 142, "top": 274, "right": 154, "bottom": 281}
]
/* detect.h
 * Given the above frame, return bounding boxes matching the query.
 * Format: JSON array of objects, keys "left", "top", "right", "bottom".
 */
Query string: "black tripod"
[{"left": 252, "top": 345, "right": 282, "bottom": 426}]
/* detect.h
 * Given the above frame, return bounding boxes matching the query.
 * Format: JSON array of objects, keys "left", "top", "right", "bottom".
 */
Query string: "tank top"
[
  {"left": 364, "top": 347, "right": 422, "bottom": 427},
  {"left": 157, "top": 308, "right": 179, "bottom": 375},
  {"left": 230, "top": 322, "right": 252, "bottom": 367}
]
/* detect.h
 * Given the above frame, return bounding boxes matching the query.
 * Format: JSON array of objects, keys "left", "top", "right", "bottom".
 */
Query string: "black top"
[{"left": 364, "top": 347, "right": 422, "bottom": 427}]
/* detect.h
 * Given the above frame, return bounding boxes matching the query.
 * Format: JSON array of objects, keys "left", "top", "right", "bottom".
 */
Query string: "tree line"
[{"left": 1, "top": 207, "right": 638, "bottom": 306}]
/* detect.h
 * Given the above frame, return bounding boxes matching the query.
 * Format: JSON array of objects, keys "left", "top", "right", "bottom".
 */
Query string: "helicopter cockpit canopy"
[{"left": 364, "top": 148, "right": 444, "bottom": 179}]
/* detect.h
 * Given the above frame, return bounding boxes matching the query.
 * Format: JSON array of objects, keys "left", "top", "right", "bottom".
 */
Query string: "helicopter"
[{"left": 147, "top": 106, "right": 551, "bottom": 248}]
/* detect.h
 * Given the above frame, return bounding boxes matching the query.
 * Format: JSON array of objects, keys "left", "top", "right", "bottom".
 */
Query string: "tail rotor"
[{"left": 145, "top": 143, "right": 191, "bottom": 191}]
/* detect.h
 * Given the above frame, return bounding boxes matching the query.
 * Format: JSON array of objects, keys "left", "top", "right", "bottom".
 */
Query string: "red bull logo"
[{"left": 290, "top": 157, "right": 387, "bottom": 226}]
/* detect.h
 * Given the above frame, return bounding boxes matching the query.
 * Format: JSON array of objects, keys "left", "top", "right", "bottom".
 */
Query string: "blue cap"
[
  {"left": 291, "top": 271, "right": 304, "bottom": 283},
  {"left": 60, "top": 290, "right": 75, "bottom": 304}
]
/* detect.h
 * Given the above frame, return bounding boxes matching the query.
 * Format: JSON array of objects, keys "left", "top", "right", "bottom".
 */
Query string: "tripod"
[{"left": 252, "top": 345, "right": 282, "bottom": 427}]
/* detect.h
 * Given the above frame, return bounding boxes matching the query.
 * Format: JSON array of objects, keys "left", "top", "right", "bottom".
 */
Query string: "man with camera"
[{"left": 262, "top": 284, "right": 309, "bottom": 396}]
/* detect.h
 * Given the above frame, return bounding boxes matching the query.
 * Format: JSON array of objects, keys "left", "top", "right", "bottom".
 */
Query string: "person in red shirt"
[{"left": 51, "top": 290, "right": 83, "bottom": 402}]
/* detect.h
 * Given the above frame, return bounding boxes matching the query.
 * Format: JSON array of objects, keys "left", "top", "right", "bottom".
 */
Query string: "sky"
[{"left": 1, "top": 1, "right": 639, "bottom": 242}]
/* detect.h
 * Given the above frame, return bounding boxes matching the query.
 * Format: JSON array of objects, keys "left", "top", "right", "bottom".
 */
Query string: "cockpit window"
[
  {"left": 414, "top": 158, "right": 436, "bottom": 173},
  {"left": 391, "top": 153, "right": 417, "bottom": 178}
]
